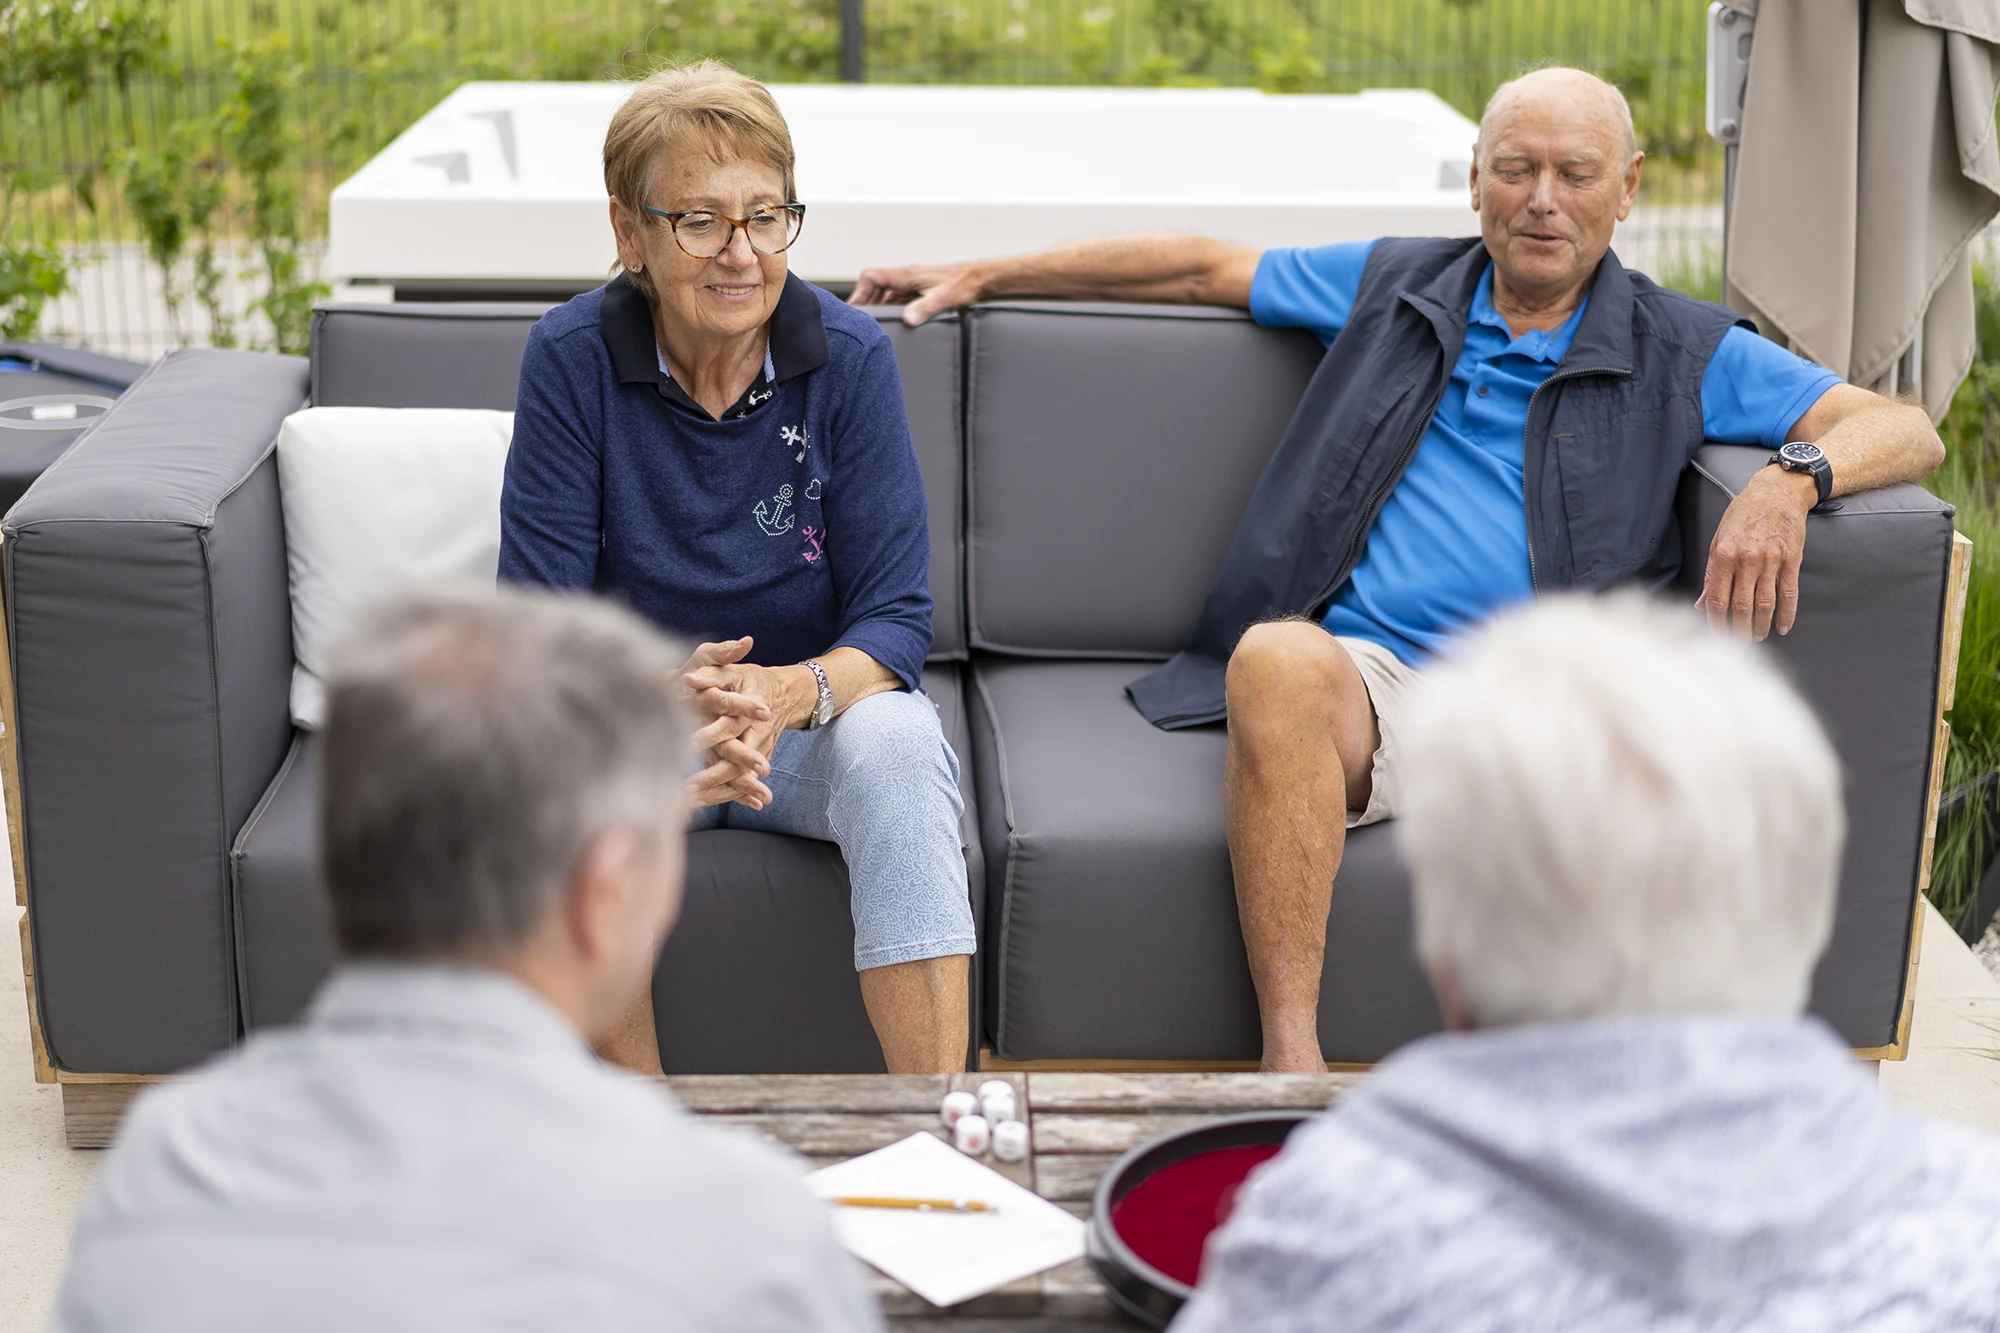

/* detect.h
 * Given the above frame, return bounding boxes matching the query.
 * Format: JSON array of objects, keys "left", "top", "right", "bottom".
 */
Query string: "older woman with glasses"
[{"left": 499, "top": 60, "right": 973, "bottom": 1075}]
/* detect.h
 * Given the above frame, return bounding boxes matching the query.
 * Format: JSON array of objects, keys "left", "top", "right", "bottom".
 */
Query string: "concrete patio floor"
[{"left": 3, "top": 894, "right": 1997, "bottom": 1331}]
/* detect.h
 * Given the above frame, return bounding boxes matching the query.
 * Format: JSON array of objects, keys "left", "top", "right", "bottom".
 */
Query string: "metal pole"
[
  {"left": 1721, "top": 141, "right": 1739, "bottom": 312},
  {"left": 841, "top": 0, "right": 865, "bottom": 83},
  {"left": 1707, "top": 3, "right": 1754, "bottom": 317}
]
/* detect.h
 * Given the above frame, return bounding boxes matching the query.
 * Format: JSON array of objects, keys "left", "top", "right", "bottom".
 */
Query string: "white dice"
[
  {"left": 939, "top": 1090, "right": 979, "bottom": 1128},
  {"left": 953, "top": 1113, "right": 992, "bottom": 1156},
  {"left": 991, "top": 1118, "right": 1030, "bottom": 1163},
  {"left": 977, "top": 1079, "right": 1016, "bottom": 1125}
]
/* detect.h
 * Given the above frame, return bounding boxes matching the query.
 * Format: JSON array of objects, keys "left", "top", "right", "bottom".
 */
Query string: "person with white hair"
[
  {"left": 1169, "top": 595, "right": 2000, "bottom": 1333},
  {"left": 850, "top": 66, "right": 1945, "bottom": 1071}
]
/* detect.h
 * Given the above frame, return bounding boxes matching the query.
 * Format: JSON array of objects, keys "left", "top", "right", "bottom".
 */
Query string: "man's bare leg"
[
  {"left": 595, "top": 986, "right": 665, "bottom": 1075},
  {"left": 1223, "top": 622, "right": 1381, "bottom": 1072},
  {"left": 860, "top": 954, "right": 970, "bottom": 1073}
]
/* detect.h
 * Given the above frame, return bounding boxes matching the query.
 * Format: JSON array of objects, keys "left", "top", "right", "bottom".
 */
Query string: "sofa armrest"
[
  {"left": 6, "top": 348, "right": 306, "bottom": 1073},
  {"left": 1675, "top": 443, "right": 1955, "bottom": 1050}
]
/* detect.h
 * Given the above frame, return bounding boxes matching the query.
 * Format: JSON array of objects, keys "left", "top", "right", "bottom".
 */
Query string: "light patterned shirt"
[
  {"left": 1174, "top": 1014, "right": 2000, "bottom": 1333},
  {"left": 53, "top": 963, "right": 882, "bottom": 1333}
]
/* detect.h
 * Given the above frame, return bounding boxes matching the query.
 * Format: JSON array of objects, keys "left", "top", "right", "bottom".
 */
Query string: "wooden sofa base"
[{"left": 59, "top": 1080, "right": 157, "bottom": 1149}]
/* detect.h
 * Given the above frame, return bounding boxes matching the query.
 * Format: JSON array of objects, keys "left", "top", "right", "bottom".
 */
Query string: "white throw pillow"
[{"left": 276, "top": 406, "right": 515, "bottom": 728}]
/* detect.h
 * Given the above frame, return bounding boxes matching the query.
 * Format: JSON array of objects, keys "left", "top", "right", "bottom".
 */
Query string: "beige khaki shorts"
[{"left": 1338, "top": 635, "right": 1421, "bottom": 828}]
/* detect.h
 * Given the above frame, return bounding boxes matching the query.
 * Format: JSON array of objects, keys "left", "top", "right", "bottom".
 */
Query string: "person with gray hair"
[
  {"left": 50, "top": 586, "right": 881, "bottom": 1333},
  {"left": 1170, "top": 595, "right": 2000, "bottom": 1333}
]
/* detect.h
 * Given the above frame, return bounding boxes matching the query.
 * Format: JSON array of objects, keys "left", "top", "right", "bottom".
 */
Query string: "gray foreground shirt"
[
  {"left": 1174, "top": 1013, "right": 2000, "bottom": 1333},
  {"left": 52, "top": 963, "right": 882, "bottom": 1333}
]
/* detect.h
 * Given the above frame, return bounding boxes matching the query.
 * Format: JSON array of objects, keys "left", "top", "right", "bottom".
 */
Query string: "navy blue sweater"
[{"left": 499, "top": 273, "right": 933, "bottom": 687}]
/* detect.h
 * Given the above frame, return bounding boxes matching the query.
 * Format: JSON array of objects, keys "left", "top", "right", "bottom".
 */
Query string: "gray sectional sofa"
[{"left": 7, "top": 296, "right": 1958, "bottom": 1079}]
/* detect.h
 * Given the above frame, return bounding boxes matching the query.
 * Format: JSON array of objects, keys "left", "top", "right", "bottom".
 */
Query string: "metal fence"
[{"left": 3, "top": 0, "right": 1732, "bottom": 360}]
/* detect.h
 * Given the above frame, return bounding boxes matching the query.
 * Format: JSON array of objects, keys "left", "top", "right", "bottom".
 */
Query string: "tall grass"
[{"left": 1924, "top": 265, "right": 2000, "bottom": 933}]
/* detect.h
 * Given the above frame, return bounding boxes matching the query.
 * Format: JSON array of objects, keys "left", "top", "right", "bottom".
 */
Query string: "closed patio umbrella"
[{"left": 1723, "top": 0, "right": 2000, "bottom": 418}]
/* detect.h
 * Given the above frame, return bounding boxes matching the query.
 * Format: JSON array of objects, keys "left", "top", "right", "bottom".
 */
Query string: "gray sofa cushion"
[
  {"left": 870, "top": 310, "right": 967, "bottom": 660},
  {"left": 311, "top": 299, "right": 967, "bottom": 659},
  {"left": 968, "top": 657, "right": 1441, "bottom": 1063},
  {"left": 1677, "top": 445, "right": 1956, "bottom": 1047},
  {"left": 309, "top": 302, "right": 554, "bottom": 410},
  {"left": 965, "top": 303, "right": 1324, "bottom": 658},
  {"left": 8, "top": 349, "right": 304, "bottom": 1073},
  {"left": 232, "top": 665, "right": 984, "bottom": 1071}
]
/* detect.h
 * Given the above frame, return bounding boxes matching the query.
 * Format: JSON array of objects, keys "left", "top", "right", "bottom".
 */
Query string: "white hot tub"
[{"left": 328, "top": 82, "right": 1481, "bottom": 299}]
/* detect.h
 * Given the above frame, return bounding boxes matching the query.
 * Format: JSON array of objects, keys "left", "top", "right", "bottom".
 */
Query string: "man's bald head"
[
  {"left": 1479, "top": 67, "right": 1637, "bottom": 163},
  {"left": 1468, "top": 65, "right": 1645, "bottom": 307}
]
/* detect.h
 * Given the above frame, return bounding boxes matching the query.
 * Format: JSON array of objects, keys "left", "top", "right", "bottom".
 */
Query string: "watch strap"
[
  {"left": 1770, "top": 446, "right": 1833, "bottom": 506},
  {"left": 804, "top": 659, "right": 834, "bottom": 729}
]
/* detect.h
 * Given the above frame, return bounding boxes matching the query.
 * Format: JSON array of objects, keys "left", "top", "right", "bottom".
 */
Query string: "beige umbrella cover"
[{"left": 1725, "top": 0, "right": 2000, "bottom": 419}]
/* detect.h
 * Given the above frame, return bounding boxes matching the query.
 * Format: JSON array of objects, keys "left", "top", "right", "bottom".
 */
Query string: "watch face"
[{"left": 1779, "top": 441, "right": 1824, "bottom": 466}]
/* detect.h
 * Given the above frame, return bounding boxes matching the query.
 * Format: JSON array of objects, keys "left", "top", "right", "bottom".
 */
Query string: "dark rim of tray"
[{"left": 1084, "top": 1111, "right": 1311, "bottom": 1329}]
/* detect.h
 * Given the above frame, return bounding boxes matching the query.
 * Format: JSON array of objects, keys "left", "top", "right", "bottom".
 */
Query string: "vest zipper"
[
  {"left": 1520, "top": 363, "right": 1630, "bottom": 592},
  {"left": 1303, "top": 359, "right": 1449, "bottom": 620}
]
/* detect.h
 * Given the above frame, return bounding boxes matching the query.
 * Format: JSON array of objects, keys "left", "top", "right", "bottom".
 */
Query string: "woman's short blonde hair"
[{"left": 603, "top": 59, "right": 796, "bottom": 223}]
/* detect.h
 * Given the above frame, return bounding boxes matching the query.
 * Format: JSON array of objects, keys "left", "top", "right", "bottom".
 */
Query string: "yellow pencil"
[{"left": 831, "top": 1196, "right": 997, "bottom": 1213}]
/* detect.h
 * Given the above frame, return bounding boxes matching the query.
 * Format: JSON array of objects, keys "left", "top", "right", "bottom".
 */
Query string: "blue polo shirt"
[{"left": 1251, "top": 241, "right": 1844, "bottom": 665}]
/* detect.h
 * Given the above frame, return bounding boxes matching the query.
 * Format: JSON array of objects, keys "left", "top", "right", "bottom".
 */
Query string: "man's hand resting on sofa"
[{"left": 1698, "top": 384, "right": 1942, "bottom": 640}]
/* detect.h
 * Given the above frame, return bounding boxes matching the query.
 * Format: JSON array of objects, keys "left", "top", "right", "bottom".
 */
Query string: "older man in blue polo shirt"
[{"left": 852, "top": 67, "right": 1946, "bottom": 1071}]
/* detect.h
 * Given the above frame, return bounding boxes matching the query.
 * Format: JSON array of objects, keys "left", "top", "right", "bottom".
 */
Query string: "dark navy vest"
[{"left": 1128, "top": 235, "right": 1753, "bottom": 729}]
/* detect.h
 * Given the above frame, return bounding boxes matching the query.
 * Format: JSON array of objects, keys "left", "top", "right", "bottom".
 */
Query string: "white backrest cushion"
[{"left": 276, "top": 406, "right": 515, "bottom": 728}]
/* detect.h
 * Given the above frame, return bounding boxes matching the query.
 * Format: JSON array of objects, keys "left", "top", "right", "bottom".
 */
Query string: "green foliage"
[
  {"left": 0, "top": 0, "right": 166, "bottom": 339},
  {"left": 1655, "top": 244, "right": 1722, "bottom": 306},
  {"left": 1255, "top": 30, "right": 1324, "bottom": 95},
  {"left": 114, "top": 123, "right": 228, "bottom": 344},
  {"left": 218, "top": 34, "right": 327, "bottom": 353},
  {"left": 0, "top": 243, "right": 70, "bottom": 340},
  {"left": 3, "top": 0, "right": 1728, "bottom": 349},
  {"left": 1925, "top": 263, "right": 2000, "bottom": 933},
  {"left": 0, "top": 0, "right": 165, "bottom": 103},
  {"left": 868, "top": 0, "right": 1024, "bottom": 82}
]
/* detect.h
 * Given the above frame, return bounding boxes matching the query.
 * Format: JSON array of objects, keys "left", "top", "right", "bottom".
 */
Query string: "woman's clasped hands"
[{"left": 679, "top": 635, "right": 794, "bottom": 811}]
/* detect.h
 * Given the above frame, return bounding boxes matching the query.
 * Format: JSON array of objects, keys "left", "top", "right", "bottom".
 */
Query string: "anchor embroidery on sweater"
[
  {"left": 754, "top": 484, "right": 796, "bottom": 536},
  {"left": 802, "top": 525, "right": 825, "bottom": 564},
  {"left": 780, "top": 424, "right": 808, "bottom": 462}
]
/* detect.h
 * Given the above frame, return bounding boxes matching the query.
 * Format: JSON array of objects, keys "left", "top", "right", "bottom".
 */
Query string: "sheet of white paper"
[{"left": 807, "top": 1132, "right": 1086, "bottom": 1308}]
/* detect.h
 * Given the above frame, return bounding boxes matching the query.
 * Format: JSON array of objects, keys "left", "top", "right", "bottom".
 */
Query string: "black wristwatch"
[{"left": 1768, "top": 440, "right": 1833, "bottom": 506}]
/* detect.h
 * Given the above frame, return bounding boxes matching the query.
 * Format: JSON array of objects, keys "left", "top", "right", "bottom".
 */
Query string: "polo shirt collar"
[
  {"left": 1401, "top": 238, "right": 1642, "bottom": 379},
  {"left": 599, "top": 269, "right": 830, "bottom": 391},
  {"left": 1469, "top": 264, "right": 1591, "bottom": 364}
]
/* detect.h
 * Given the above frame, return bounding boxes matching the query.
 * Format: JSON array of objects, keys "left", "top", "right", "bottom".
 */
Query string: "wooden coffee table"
[
  {"left": 66, "top": 1068, "right": 1361, "bottom": 1328},
  {"left": 668, "top": 1071, "right": 1362, "bottom": 1328}
]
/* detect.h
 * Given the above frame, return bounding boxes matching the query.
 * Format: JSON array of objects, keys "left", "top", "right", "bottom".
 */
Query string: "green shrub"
[
  {"left": 0, "top": 242, "right": 69, "bottom": 341},
  {"left": 1924, "top": 263, "right": 2000, "bottom": 933}
]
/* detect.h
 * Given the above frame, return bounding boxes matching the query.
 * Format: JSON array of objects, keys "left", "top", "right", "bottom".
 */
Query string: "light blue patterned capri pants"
[{"left": 688, "top": 688, "right": 976, "bottom": 971}]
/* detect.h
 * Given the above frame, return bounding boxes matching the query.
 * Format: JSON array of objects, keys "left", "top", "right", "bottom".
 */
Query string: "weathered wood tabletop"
[{"left": 665, "top": 1071, "right": 1363, "bottom": 1328}]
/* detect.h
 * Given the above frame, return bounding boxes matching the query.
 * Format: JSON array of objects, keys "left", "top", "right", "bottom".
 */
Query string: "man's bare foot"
[
  {"left": 1259, "top": 1053, "right": 1330, "bottom": 1074},
  {"left": 1258, "top": 1026, "right": 1328, "bottom": 1073}
]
